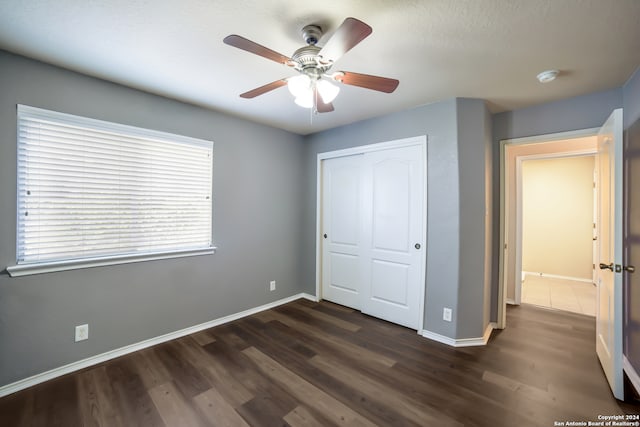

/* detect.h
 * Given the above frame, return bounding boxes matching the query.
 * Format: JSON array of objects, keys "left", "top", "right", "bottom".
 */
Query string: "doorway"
[
  {"left": 498, "top": 130, "right": 598, "bottom": 328},
  {"left": 498, "top": 110, "right": 626, "bottom": 400}
]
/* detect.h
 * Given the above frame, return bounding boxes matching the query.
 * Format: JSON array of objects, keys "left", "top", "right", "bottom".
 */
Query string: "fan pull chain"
[{"left": 310, "top": 88, "right": 317, "bottom": 125}]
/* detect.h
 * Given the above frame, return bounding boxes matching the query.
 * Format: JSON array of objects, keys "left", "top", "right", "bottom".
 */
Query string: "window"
[{"left": 7, "top": 105, "right": 214, "bottom": 277}]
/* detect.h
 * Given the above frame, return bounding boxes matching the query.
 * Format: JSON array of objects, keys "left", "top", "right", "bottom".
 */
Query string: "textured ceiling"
[{"left": 0, "top": 0, "right": 639, "bottom": 135}]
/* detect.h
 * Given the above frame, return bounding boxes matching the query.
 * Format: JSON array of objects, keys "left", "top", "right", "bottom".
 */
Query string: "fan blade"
[
  {"left": 319, "top": 17, "right": 372, "bottom": 62},
  {"left": 335, "top": 71, "right": 399, "bottom": 93},
  {"left": 224, "top": 35, "right": 292, "bottom": 65},
  {"left": 314, "top": 88, "right": 335, "bottom": 113},
  {"left": 240, "top": 79, "right": 288, "bottom": 98}
]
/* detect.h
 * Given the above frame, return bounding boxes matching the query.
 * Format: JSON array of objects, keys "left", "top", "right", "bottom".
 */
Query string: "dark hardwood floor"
[{"left": 1, "top": 299, "right": 638, "bottom": 426}]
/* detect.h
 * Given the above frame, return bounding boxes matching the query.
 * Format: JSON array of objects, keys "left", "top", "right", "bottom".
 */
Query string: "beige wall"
[
  {"left": 522, "top": 155, "right": 595, "bottom": 280},
  {"left": 504, "top": 136, "right": 596, "bottom": 301}
]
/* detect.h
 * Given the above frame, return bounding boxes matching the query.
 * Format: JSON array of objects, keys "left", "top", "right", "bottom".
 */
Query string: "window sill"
[{"left": 5, "top": 247, "right": 217, "bottom": 277}]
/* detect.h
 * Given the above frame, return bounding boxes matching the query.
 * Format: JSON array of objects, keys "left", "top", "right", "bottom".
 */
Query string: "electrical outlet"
[
  {"left": 443, "top": 308, "right": 452, "bottom": 322},
  {"left": 269, "top": 280, "right": 276, "bottom": 291},
  {"left": 75, "top": 324, "right": 89, "bottom": 342}
]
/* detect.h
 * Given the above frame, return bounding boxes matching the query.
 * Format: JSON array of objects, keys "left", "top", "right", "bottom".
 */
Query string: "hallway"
[{"left": 522, "top": 275, "right": 596, "bottom": 316}]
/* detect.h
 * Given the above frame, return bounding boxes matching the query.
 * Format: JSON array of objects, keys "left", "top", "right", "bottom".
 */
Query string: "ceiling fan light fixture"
[
  {"left": 294, "top": 92, "right": 314, "bottom": 108},
  {"left": 317, "top": 79, "right": 340, "bottom": 103},
  {"left": 287, "top": 75, "right": 312, "bottom": 98}
]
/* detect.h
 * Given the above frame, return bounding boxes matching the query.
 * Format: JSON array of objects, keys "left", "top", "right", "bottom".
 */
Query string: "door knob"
[
  {"left": 414, "top": 243, "right": 421, "bottom": 250},
  {"left": 623, "top": 265, "right": 636, "bottom": 273},
  {"left": 323, "top": 234, "right": 327, "bottom": 239},
  {"left": 599, "top": 263, "right": 614, "bottom": 271}
]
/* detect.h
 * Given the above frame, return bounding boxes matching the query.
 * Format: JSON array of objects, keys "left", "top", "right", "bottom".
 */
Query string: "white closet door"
[
  {"left": 321, "top": 154, "right": 364, "bottom": 309},
  {"left": 361, "top": 145, "right": 425, "bottom": 329}
]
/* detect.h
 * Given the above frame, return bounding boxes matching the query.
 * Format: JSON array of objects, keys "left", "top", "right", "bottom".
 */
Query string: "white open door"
[
  {"left": 595, "top": 108, "right": 624, "bottom": 400},
  {"left": 321, "top": 154, "right": 364, "bottom": 309}
]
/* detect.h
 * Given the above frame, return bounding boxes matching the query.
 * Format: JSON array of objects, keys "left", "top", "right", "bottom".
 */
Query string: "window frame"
[{"left": 6, "top": 105, "right": 215, "bottom": 277}]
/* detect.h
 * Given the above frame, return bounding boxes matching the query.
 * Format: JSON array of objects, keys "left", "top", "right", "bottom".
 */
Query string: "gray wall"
[
  {"left": 303, "top": 98, "right": 492, "bottom": 340},
  {"left": 456, "top": 99, "right": 493, "bottom": 338},
  {"left": 490, "top": 88, "right": 623, "bottom": 318},
  {"left": 624, "top": 66, "right": 640, "bottom": 127},
  {"left": 0, "top": 51, "right": 307, "bottom": 387}
]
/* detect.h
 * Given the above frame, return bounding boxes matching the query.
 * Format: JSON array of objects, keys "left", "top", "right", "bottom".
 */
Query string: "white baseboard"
[
  {"left": 522, "top": 271, "right": 592, "bottom": 283},
  {"left": 624, "top": 355, "right": 640, "bottom": 396},
  {"left": 421, "top": 322, "right": 496, "bottom": 348},
  {"left": 0, "top": 292, "right": 317, "bottom": 398},
  {"left": 420, "top": 329, "right": 456, "bottom": 346},
  {"left": 484, "top": 322, "right": 497, "bottom": 342}
]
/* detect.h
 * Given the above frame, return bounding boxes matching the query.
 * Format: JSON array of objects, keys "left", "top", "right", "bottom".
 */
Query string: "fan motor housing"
[
  {"left": 292, "top": 45, "right": 332, "bottom": 75},
  {"left": 292, "top": 45, "right": 321, "bottom": 66}
]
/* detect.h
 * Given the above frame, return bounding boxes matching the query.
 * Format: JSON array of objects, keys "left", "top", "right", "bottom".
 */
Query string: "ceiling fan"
[{"left": 223, "top": 17, "right": 399, "bottom": 113}]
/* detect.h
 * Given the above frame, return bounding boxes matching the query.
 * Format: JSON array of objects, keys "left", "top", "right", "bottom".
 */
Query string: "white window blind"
[{"left": 13, "top": 105, "right": 213, "bottom": 271}]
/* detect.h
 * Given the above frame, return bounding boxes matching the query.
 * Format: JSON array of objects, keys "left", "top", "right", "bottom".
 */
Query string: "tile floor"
[{"left": 521, "top": 274, "right": 596, "bottom": 316}]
